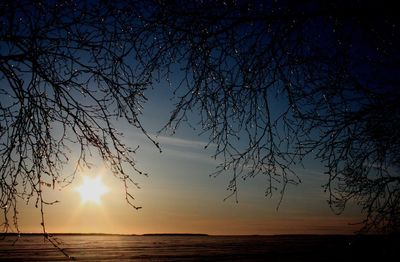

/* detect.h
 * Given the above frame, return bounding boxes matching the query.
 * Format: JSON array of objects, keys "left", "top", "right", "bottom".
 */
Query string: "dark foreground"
[{"left": 0, "top": 234, "right": 398, "bottom": 261}]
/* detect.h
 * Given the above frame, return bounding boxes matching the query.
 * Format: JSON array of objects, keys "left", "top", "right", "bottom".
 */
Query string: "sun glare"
[{"left": 76, "top": 176, "right": 109, "bottom": 204}]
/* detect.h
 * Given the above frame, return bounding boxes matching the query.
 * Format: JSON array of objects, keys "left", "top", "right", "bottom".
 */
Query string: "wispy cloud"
[
  {"left": 155, "top": 135, "right": 210, "bottom": 149},
  {"left": 125, "top": 131, "right": 212, "bottom": 150},
  {"left": 124, "top": 131, "right": 218, "bottom": 164}
]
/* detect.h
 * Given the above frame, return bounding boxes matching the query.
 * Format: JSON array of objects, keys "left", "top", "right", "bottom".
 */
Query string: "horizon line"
[{"left": 0, "top": 232, "right": 359, "bottom": 237}]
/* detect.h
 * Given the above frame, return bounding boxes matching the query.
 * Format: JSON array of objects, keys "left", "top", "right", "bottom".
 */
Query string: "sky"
[
  {"left": 13, "top": 83, "right": 363, "bottom": 235},
  {"left": 2, "top": 1, "right": 380, "bottom": 236}
]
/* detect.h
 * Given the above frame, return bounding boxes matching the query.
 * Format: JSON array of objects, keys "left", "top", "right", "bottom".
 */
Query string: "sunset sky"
[
  {"left": 15, "top": 84, "right": 362, "bottom": 235},
  {"left": 3, "top": 0, "right": 390, "bottom": 237}
]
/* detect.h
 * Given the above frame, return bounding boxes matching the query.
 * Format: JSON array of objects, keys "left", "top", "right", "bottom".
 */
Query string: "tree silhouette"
[
  {"left": 135, "top": 0, "right": 400, "bottom": 234},
  {"left": 1, "top": 0, "right": 399, "bottom": 234},
  {"left": 0, "top": 0, "right": 158, "bottom": 232}
]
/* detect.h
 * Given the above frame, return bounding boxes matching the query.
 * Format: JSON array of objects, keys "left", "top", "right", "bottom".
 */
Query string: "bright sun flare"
[{"left": 76, "top": 176, "right": 109, "bottom": 204}]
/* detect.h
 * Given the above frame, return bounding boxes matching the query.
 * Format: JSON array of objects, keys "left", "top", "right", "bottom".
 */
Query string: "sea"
[{"left": 0, "top": 234, "right": 397, "bottom": 261}]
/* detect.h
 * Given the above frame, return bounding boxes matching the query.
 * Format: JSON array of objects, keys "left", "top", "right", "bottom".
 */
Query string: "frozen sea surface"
[{"left": 0, "top": 234, "right": 397, "bottom": 261}]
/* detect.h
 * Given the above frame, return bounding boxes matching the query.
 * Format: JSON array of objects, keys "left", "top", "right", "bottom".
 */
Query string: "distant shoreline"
[
  {"left": 142, "top": 233, "right": 209, "bottom": 236},
  {"left": 0, "top": 232, "right": 209, "bottom": 237},
  {"left": 0, "top": 232, "right": 365, "bottom": 237}
]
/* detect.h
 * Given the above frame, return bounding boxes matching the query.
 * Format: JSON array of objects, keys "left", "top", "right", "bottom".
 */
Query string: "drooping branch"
[
  {"left": 133, "top": 0, "right": 400, "bottom": 233},
  {"left": 0, "top": 0, "right": 156, "bottom": 233}
]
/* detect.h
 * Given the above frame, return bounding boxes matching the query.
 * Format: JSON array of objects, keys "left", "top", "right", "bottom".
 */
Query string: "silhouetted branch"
[
  {"left": 136, "top": 0, "right": 400, "bottom": 233},
  {"left": 0, "top": 0, "right": 157, "bottom": 233},
  {"left": 1, "top": 0, "right": 399, "bottom": 235}
]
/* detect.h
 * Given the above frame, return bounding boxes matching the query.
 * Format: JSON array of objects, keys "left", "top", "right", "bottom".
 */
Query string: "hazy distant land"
[{"left": 1, "top": 232, "right": 209, "bottom": 237}]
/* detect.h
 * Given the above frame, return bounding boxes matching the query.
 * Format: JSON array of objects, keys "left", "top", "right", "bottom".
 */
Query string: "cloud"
[
  {"left": 124, "top": 131, "right": 213, "bottom": 150},
  {"left": 124, "top": 131, "right": 217, "bottom": 164},
  {"left": 155, "top": 135, "right": 210, "bottom": 149}
]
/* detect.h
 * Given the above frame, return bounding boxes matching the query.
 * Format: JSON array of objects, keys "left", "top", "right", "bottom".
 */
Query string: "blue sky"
[
  {"left": 0, "top": 2, "right": 369, "bottom": 234},
  {"left": 11, "top": 77, "right": 364, "bottom": 235}
]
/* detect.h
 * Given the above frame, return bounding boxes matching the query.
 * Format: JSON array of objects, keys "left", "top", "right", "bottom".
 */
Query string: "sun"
[{"left": 76, "top": 176, "right": 109, "bottom": 204}]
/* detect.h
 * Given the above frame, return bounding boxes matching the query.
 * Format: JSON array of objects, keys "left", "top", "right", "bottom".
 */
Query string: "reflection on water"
[{"left": 0, "top": 234, "right": 396, "bottom": 261}]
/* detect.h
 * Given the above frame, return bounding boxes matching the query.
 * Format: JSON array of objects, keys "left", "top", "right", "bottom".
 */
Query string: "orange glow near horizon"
[{"left": 13, "top": 142, "right": 363, "bottom": 236}]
